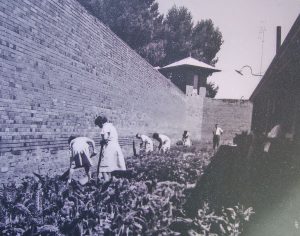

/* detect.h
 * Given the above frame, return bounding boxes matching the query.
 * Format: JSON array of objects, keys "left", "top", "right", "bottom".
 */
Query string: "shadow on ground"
[{"left": 184, "top": 142, "right": 300, "bottom": 236}]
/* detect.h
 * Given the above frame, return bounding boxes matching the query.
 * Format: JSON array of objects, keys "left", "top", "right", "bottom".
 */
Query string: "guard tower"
[{"left": 159, "top": 56, "right": 221, "bottom": 97}]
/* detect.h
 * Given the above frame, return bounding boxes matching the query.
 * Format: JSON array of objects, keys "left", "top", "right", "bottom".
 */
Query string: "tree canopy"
[
  {"left": 77, "top": 1, "right": 223, "bottom": 97},
  {"left": 78, "top": 0, "right": 164, "bottom": 64},
  {"left": 206, "top": 82, "right": 219, "bottom": 98},
  {"left": 162, "top": 6, "right": 193, "bottom": 65},
  {"left": 78, "top": 1, "right": 222, "bottom": 66}
]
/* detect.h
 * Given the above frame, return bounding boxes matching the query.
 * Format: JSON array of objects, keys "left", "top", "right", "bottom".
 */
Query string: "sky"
[{"left": 157, "top": 0, "right": 300, "bottom": 99}]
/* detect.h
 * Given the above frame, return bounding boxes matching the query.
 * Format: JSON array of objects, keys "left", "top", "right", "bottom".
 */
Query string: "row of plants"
[{"left": 0, "top": 148, "right": 254, "bottom": 235}]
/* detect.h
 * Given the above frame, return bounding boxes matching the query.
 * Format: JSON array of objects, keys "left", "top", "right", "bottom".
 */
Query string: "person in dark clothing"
[{"left": 182, "top": 130, "right": 192, "bottom": 147}]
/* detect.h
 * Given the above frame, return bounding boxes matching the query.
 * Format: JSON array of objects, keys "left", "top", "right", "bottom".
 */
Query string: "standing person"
[
  {"left": 182, "top": 130, "right": 192, "bottom": 147},
  {"left": 153, "top": 133, "right": 171, "bottom": 153},
  {"left": 94, "top": 116, "right": 126, "bottom": 182},
  {"left": 213, "top": 124, "right": 223, "bottom": 151},
  {"left": 68, "top": 136, "right": 96, "bottom": 184},
  {"left": 136, "top": 133, "right": 154, "bottom": 154}
]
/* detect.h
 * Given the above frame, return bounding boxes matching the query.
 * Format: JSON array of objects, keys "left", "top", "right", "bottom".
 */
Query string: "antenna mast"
[{"left": 259, "top": 24, "right": 266, "bottom": 75}]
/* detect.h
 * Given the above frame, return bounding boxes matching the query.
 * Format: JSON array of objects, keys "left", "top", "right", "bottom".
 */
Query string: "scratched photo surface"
[{"left": 0, "top": 0, "right": 299, "bottom": 235}]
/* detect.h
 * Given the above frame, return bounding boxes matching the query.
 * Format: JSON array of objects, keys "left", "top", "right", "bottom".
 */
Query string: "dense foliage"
[
  {"left": 77, "top": 0, "right": 165, "bottom": 66},
  {"left": 0, "top": 148, "right": 253, "bottom": 235},
  {"left": 163, "top": 7, "right": 223, "bottom": 66},
  {"left": 206, "top": 82, "right": 219, "bottom": 98},
  {"left": 77, "top": 1, "right": 223, "bottom": 67},
  {"left": 77, "top": 0, "right": 221, "bottom": 97}
]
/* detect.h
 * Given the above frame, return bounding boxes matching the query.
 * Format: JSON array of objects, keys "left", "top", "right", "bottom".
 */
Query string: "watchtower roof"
[{"left": 159, "top": 56, "right": 221, "bottom": 72}]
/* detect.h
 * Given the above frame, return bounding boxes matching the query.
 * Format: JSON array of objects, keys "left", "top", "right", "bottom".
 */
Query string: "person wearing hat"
[
  {"left": 68, "top": 136, "right": 96, "bottom": 184},
  {"left": 95, "top": 116, "right": 126, "bottom": 181},
  {"left": 213, "top": 124, "right": 223, "bottom": 151},
  {"left": 152, "top": 133, "right": 171, "bottom": 153},
  {"left": 136, "top": 133, "right": 153, "bottom": 154},
  {"left": 182, "top": 130, "right": 192, "bottom": 147}
]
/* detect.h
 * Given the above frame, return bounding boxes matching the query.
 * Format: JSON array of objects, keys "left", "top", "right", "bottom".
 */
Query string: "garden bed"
[{"left": 0, "top": 147, "right": 253, "bottom": 235}]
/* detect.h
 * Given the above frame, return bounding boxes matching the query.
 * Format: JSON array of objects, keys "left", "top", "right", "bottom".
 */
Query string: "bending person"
[
  {"left": 68, "top": 136, "right": 96, "bottom": 184},
  {"left": 136, "top": 133, "right": 154, "bottom": 154},
  {"left": 153, "top": 133, "right": 171, "bottom": 153}
]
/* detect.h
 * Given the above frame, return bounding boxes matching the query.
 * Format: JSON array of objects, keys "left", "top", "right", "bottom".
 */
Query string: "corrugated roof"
[{"left": 160, "top": 56, "right": 221, "bottom": 72}]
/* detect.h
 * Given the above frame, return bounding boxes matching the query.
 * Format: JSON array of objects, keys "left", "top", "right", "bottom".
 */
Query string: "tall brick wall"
[
  {"left": 0, "top": 0, "right": 253, "bottom": 183},
  {"left": 201, "top": 99, "right": 253, "bottom": 144},
  {"left": 185, "top": 90, "right": 206, "bottom": 140},
  {"left": 0, "top": 0, "right": 192, "bottom": 182}
]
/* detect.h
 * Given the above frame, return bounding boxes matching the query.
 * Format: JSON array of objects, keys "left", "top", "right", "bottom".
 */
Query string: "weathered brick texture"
[
  {"left": 202, "top": 99, "right": 253, "bottom": 144},
  {"left": 0, "top": 0, "right": 200, "bottom": 182},
  {"left": 0, "top": 0, "right": 252, "bottom": 183}
]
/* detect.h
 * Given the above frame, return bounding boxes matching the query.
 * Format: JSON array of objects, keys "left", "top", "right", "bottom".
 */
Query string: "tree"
[
  {"left": 77, "top": 1, "right": 223, "bottom": 97},
  {"left": 77, "top": 0, "right": 164, "bottom": 63},
  {"left": 160, "top": 6, "right": 222, "bottom": 97},
  {"left": 206, "top": 82, "right": 219, "bottom": 98},
  {"left": 77, "top": 1, "right": 223, "bottom": 66},
  {"left": 191, "top": 19, "right": 223, "bottom": 65},
  {"left": 161, "top": 6, "right": 223, "bottom": 66},
  {"left": 162, "top": 6, "right": 193, "bottom": 65}
]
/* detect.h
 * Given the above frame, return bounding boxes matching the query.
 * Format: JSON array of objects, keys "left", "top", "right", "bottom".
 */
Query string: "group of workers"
[
  {"left": 68, "top": 116, "right": 294, "bottom": 184},
  {"left": 136, "top": 131, "right": 191, "bottom": 154},
  {"left": 67, "top": 115, "right": 192, "bottom": 183}
]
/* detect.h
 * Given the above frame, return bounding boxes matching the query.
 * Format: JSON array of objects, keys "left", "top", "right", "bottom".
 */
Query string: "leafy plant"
[{"left": 0, "top": 149, "right": 253, "bottom": 235}]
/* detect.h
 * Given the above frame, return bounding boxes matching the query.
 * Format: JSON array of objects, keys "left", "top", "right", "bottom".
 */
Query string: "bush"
[{"left": 0, "top": 149, "right": 253, "bottom": 235}]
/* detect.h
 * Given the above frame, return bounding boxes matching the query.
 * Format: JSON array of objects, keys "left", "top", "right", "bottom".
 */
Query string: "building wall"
[
  {"left": 0, "top": 0, "right": 253, "bottom": 183},
  {"left": 201, "top": 99, "right": 253, "bottom": 144},
  {"left": 250, "top": 15, "right": 300, "bottom": 142},
  {"left": 0, "top": 0, "right": 192, "bottom": 182}
]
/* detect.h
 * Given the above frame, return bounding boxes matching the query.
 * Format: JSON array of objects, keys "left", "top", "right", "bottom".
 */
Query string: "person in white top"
[
  {"left": 213, "top": 124, "right": 223, "bottom": 151},
  {"left": 68, "top": 136, "right": 96, "bottom": 183},
  {"left": 136, "top": 133, "right": 154, "bottom": 154},
  {"left": 153, "top": 133, "right": 171, "bottom": 153},
  {"left": 95, "top": 116, "right": 126, "bottom": 181},
  {"left": 182, "top": 130, "right": 192, "bottom": 147},
  {"left": 264, "top": 123, "right": 284, "bottom": 153}
]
